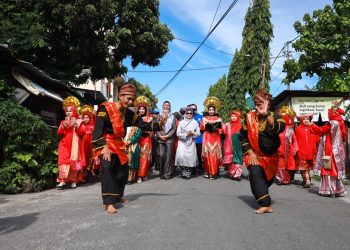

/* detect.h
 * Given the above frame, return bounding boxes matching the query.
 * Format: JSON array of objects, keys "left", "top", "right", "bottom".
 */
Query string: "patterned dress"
[{"left": 200, "top": 115, "right": 223, "bottom": 177}]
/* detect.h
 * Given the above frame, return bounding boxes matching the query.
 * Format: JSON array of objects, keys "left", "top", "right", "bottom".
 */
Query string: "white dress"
[{"left": 175, "top": 119, "right": 200, "bottom": 167}]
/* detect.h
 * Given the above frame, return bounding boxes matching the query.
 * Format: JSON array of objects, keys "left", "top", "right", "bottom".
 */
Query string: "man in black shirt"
[
  {"left": 92, "top": 84, "right": 164, "bottom": 214},
  {"left": 240, "top": 90, "right": 285, "bottom": 214}
]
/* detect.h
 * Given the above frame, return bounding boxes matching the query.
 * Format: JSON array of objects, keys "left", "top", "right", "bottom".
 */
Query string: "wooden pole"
[{"left": 261, "top": 63, "right": 266, "bottom": 90}]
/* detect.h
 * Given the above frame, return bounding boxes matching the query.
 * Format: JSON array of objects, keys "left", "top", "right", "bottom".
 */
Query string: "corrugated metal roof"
[
  {"left": 272, "top": 90, "right": 350, "bottom": 106},
  {"left": 0, "top": 45, "right": 89, "bottom": 103}
]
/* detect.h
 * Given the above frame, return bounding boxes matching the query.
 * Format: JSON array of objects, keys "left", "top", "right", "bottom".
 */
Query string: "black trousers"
[
  {"left": 248, "top": 165, "right": 274, "bottom": 207},
  {"left": 100, "top": 154, "right": 129, "bottom": 205},
  {"left": 196, "top": 143, "right": 203, "bottom": 172}
]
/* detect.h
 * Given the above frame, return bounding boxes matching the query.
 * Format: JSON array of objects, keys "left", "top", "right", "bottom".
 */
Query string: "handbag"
[{"left": 322, "top": 155, "right": 332, "bottom": 170}]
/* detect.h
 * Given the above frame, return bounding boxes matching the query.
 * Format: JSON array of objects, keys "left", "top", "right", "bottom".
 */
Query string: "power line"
[
  {"left": 271, "top": 53, "right": 301, "bottom": 95},
  {"left": 175, "top": 37, "right": 234, "bottom": 56},
  {"left": 175, "top": 37, "right": 294, "bottom": 58},
  {"left": 208, "top": 0, "right": 222, "bottom": 34},
  {"left": 129, "top": 65, "right": 230, "bottom": 73},
  {"left": 270, "top": 35, "right": 300, "bottom": 68},
  {"left": 155, "top": 0, "right": 240, "bottom": 96},
  {"left": 271, "top": 81, "right": 284, "bottom": 96}
]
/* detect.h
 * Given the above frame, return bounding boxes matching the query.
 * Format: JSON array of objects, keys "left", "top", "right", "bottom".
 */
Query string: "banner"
[{"left": 292, "top": 96, "right": 348, "bottom": 122}]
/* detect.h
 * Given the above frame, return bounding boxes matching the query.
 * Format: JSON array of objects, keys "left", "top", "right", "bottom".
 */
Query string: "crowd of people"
[{"left": 56, "top": 84, "right": 348, "bottom": 214}]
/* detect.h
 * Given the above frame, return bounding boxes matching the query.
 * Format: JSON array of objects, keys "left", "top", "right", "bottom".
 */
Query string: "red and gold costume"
[
  {"left": 57, "top": 97, "right": 83, "bottom": 184},
  {"left": 76, "top": 105, "right": 95, "bottom": 170},
  {"left": 310, "top": 107, "right": 347, "bottom": 196},
  {"left": 200, "top": 96, "right": 223, "bottom": 178},
  {"left": 92, "top": 84, "right": 163, "bottom": 205},
  {"left": 240, "top": 90, "right": 285, "bottom": 208},
  {"left": 276, "top": 106, "right": 298, "bottom": 185},
  {"left": 135, "top": 96, "right": 153, "bottom": 180}
]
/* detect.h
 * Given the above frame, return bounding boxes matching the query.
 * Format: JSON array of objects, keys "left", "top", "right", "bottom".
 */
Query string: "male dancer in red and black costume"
[
  {"left": 240, "top": 90, "right": 285, "bottom": 214},
  {"left": 92, "top": 84, "right": 164, "bottom": 214}
]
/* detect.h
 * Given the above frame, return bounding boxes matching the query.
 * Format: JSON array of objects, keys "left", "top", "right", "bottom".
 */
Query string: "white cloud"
[{"left": 162, "top": 0, "right": 332, "bottom": 72}]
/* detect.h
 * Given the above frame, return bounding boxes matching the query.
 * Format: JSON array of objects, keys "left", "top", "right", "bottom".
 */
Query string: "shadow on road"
[
  {"left": 126, "top": 192, "right": 178, "bottom": 202},
  {"left": 0, "top": 212, "right": 40, "bottom": 236},
  {"left": 237, "top": 195, "right": 258, "bottom": 209}
]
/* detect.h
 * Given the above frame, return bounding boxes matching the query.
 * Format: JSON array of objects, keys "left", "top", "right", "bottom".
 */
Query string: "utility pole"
[{"left": 261, "top": 63, "right": 266, "bottom": 90}]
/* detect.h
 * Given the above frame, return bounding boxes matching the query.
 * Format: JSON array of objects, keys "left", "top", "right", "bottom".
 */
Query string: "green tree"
[
  {"left": 283, "top": 0, "right": 350, "bottom": 91},
  {"left": 0, "top": 0, "right": 174, "bottom": 84},
  {"left": 0, "top": 79, "right": 58, "bottom": 193},
  {"left": 225, "top": 0, "right": 273, "bottom": 114},
  {"left": 241, "top": 0, "right": 273, "bottom": 95},
  {"left": 128, "top": 78, "right": 158, "bottom": 108},
  {"left": 226, "top": 50, "right": 247, "bottom": 112}
]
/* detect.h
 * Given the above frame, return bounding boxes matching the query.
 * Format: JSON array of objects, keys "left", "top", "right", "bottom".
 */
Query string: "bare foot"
[
  {"left": 105, "top": 204, "right": 117, "bottom": 214},
  {"left": 254, "top": 206, "right": 273, "bottom": 214}
]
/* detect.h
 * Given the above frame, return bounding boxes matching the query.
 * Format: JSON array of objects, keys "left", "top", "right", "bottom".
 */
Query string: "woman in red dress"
[
  {"left": 275, "top": 106, "right": 298, "bottom": 185},
  {"left": 57, "top": 96, "right": 82, "bottom": 189},
  {"left": 76, "top": 105, "right": 95, "bottom": 179},
  {"left": 295, "top": 114, "right": 320, "bottom": 188},
  {"left": 200, "top": 96, "right": 223, "bottom": 180},
  {"left": 135, "top": 96, "right": 153, "bottom": 183},
  {"left": 308, "top": 101, "right": 347, "bottom": 196}
]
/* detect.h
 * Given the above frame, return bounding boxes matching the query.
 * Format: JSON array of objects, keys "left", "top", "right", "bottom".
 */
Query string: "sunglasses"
[{"left": 186, "top": 112, "right": 193, "bottom": 115}]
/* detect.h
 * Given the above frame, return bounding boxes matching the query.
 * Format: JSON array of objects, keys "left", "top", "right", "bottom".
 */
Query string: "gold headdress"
[
  {"left": 278, "top": 106, "right": 296, "bottom": 117},
  {"left": 134, "top": 96, "right": 151, "bottom": 109},
  {"left": 63, "top": 96, "right": 80, "bottom": 110},
  {"left": 204, "top": 96, "right": 221, "bottom": 111},
  {"left": 79, "top": 105, "right": 94, "bottom": 116}
]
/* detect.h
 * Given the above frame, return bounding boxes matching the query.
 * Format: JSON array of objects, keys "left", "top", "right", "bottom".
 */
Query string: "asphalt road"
[{"left": 1, "top": 170, "right": 349, "bottom": 250}]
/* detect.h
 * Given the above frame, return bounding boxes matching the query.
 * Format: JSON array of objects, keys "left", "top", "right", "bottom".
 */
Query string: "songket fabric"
[
  {"left": 223, "top": 120, "right": 243, "bottom": 179},
  {"left": 124, "top": 126, "right": 141, "bottom": 183},
  {"left": 276, "top": 125, "right": 298, "bottom": 184},
  {"left": 241, "top": 111, "right": 285, "bottom": 207},
  {"left": 175, "top": 118, "right": 200, "bottom": 177},
  {"left": 76, "top": 122, "right": 94, "bottom": 169},
  {"left": 200, "top": 115, "right": 223, "bottom": 177},
  {"left": 138, "top": 115, "right": 153, "bottom": 178},
  {"left": 57, "top": 119, "right": 83, "bottom": 183},
  {"left": 311, "top": 118, "right": 346, "bottom": 196},
  {"left": 92, "top": 101, "right": 162, "bottom": 205}
]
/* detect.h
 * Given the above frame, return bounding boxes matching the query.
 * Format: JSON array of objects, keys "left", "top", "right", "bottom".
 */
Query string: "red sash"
[
  {"left": 95, "top": 102, "right": 128, "bottom": 165},
  {"left": 243, "top": 112, "right": 278, "bottom": 181}
]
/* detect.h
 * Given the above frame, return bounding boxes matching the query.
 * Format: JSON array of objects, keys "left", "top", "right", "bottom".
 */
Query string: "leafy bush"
[{"left": 0, "top": 79, "right": 58, "bottom": 193}]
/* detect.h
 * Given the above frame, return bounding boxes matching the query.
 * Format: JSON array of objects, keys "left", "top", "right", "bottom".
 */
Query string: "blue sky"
[{"left": 124, "top": 0, "right": 332, "bottom": 112}]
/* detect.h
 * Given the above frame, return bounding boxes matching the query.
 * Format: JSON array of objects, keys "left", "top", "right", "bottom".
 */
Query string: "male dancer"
[
  {"left": 92, "top": 84, "right": 164, "bottom": 213},
  {"left": 240, "top": 90, "right": 285, "bottom": 214}
]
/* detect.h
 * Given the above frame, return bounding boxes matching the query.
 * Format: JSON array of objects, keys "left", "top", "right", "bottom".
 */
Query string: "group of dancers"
[{"left": 56, "top": 84, "right": 348, "bottom": 214}]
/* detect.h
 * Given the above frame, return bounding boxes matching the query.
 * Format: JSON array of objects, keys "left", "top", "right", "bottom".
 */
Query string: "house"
[{"left": 0, "top": 45, "right": 106, "bottom": 128}]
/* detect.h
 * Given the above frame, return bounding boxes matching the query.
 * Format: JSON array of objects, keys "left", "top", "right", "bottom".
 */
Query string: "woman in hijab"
[
  {"left": 223, "top": 110, "right": 243, "bottom": 181},
  {"left": 175, "top": 108, "right": 201, "bottom": 179},
  {"left": 307, "top": 100, "right": 347, "bottom": 197}
]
